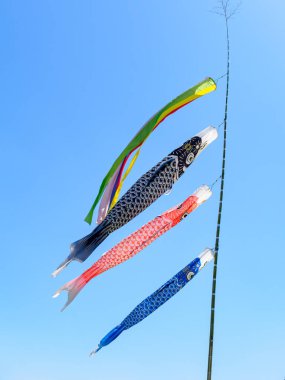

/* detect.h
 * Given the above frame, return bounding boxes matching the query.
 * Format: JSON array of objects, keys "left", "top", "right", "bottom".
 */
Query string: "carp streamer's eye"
[
  {"left": 187, "top": 271, "right": 194, "bottom": 280},
  {"left": 181, "top": 212, "right": 188, "bottom": 220},
  {"left": 186, "top": 152, "right": 194, "bottom": 165}
]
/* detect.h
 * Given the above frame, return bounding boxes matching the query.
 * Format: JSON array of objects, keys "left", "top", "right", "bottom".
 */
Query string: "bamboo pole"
[{"left": 206, "top": 1, "right": 235, "bottom": 378}]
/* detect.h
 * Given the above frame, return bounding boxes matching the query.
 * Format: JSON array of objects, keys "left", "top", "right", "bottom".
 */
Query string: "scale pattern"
[
  {"left": 102, "top": 135, "right": 203, "bottom": 233},
  {"left": 121, "top": 258, "right": 201, "bottom": 330},
  {"left": 82, "top": 194, "right": 199, "bottom": 282},
  {"left": 83, "top": 215, "right": 172, "bottom": 281},
  {"left": 104, "top": 157, "right": 178, "bottom": 232}
]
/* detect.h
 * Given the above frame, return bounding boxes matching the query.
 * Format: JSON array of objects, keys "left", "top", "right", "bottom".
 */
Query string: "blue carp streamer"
[{"left": 90, "top": 248, "right": 214, "bottom": 355}]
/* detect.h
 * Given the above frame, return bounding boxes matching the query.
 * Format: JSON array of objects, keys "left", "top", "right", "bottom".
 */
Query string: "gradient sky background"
[{"left": 0, "top": 1, "right": 284, "bottom": 380}]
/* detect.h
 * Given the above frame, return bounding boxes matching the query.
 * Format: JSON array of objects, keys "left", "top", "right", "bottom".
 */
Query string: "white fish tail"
[{"left": 52, "top": 276, "right": 87, "bottom": 311}]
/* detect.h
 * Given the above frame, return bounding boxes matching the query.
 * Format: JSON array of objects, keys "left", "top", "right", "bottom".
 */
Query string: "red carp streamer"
[{"left": 53, "top": 185, "right": 212, "bottom": 311}]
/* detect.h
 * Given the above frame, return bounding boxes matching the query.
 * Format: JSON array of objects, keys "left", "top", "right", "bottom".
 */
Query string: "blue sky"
[{"left": 0, "top": 1, "right": 284, "bottom": 379}]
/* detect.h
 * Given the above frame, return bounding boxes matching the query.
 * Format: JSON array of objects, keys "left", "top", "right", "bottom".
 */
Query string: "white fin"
[
  {"left": 52, "top": 276, "right": 87, "bottom": 311},
  {"left": 51, "top": 258, "right": 72, "bottom": 278}
]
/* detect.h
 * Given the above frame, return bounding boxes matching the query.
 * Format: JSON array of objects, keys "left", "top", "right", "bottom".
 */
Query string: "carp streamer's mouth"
[
  {"left": 193, "top": 185, "right": 212, "bottom": 205},
  {"left": 198, "top": 248, "right": 215, "bottom": 270},
  {"left": 196, "top": 126, "right": 218, "bottom": 155}
]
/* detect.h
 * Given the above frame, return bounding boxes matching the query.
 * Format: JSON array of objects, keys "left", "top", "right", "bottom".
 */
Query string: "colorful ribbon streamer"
[{"left": 85, "top": 77, "right": 216, "bottom": 225}]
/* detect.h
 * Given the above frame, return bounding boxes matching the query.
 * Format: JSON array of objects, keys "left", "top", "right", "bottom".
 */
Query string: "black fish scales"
[{"left": 104, "top": 156, "right": 178, "bottom": 231}]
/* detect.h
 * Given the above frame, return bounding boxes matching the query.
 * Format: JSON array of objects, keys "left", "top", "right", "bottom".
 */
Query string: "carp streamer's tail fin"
[
  {"left": 89, "top": 324, "right": 125, "bottom": 356},
  {"left": 52, "top": 276, "right": 87, "bottom": 311},
  {"left": 51, "top": 257, "right": 73, "bottom": 278},
  {"left": 53, "top": 264, "right": 104, "bottom": 310},
  {"left": 52, "top": 220, "right": 111, "bottom": 277},
  {"left": 70, "top": 220, "right": 111, "bottom": 262}
]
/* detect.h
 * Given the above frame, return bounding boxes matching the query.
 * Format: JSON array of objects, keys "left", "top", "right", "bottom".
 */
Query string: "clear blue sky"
[{"left": 0, "top": 1, "right": 284, "bottom": 379}]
